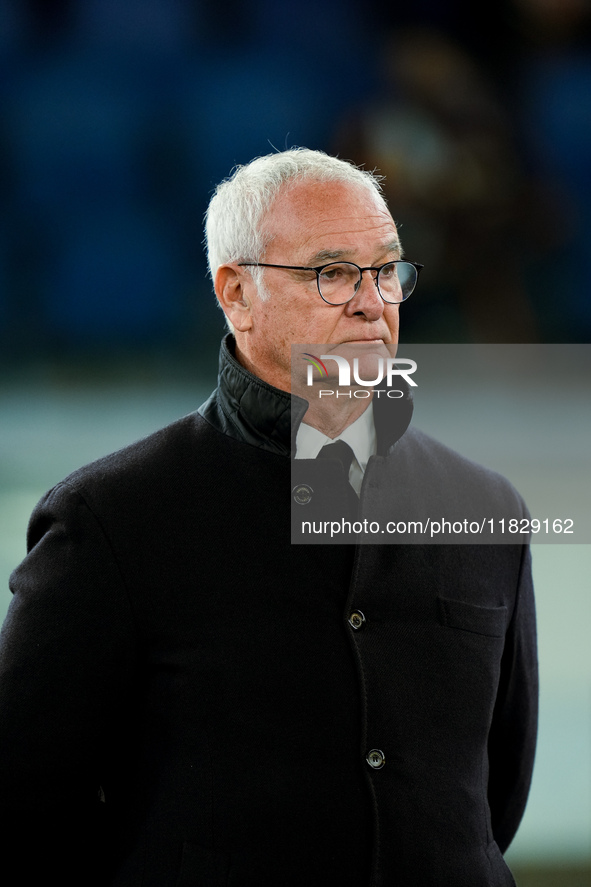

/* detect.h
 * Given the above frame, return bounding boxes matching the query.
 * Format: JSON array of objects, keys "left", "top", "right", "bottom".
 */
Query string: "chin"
[{"left": 350, "top": 348, "right": 388, "bottom": 384}]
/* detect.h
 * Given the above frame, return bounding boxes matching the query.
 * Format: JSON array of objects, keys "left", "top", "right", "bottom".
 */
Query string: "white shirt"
[{"left": 295, "top": 404, "right": 377, "bottom": 496}]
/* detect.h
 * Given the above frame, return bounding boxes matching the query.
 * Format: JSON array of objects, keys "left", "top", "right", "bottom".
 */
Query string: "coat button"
[
  {"left": 348, "top": 610, "right": 366, "bottom": 630},
  {"left": 366, "top": 749, "right": 385, "bottom": 770}
]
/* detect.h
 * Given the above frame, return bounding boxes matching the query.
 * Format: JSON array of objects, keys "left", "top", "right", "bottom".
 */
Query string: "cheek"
[
  {"left": 256, "top": 301, "right": 286, "bottom": 336},
  {"left": 281, "top": 306, "right": 318, "bottom": 342},
  {"left": 256, "top": 305, "right": 301, "bottom": 359},
  {"left": 385, "top": 306, "right": 400, "bottom": 334}
]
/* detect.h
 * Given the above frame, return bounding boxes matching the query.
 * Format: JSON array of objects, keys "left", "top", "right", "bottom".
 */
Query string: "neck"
[
  {"left": 231, "top": 337, "right": 375, "bottom": 440},
  {"left": 301, "top": 387, "right": 373, "bottom": 438}
]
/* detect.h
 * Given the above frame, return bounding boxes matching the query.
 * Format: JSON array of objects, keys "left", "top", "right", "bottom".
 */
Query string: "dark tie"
[{"left": 316, "top": 440, "right": 359, "bottom": 516}]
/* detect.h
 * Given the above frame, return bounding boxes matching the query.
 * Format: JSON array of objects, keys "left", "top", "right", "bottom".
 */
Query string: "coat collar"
[{"left": 198, "top": 335, "right": 413, "bottom": 458}]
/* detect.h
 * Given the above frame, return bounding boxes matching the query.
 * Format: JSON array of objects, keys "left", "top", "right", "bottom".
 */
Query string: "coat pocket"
[{"left": 437, "top": 596, "right": 507, "bottom": 638}]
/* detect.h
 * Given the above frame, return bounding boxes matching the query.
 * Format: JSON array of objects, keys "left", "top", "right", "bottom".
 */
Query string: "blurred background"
[{"left": 0, "top": 1, "right": 590, "bottom": 883}]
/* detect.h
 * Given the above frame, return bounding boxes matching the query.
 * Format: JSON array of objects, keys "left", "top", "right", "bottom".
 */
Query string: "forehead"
[{"left": 262, "top": 180, "right": 399, "bottom": 261}]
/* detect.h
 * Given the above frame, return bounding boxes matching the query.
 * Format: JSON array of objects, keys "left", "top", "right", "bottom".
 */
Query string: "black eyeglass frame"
[{"left": 237, "top": 260, "right": 424, "bottom": 305}]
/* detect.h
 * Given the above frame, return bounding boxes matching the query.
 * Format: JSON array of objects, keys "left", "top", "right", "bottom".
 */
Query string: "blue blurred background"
[
  {"left": 0, "top": 2, "right": 590, "bottom": 883},
  {"left": 0, "top": 0, "right": 590, "bottom": 363}
]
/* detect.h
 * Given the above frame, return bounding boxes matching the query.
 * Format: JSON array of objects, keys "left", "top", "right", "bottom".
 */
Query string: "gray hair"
[{"left": 204, "top": 148, "right": 386, "bottom": 303}]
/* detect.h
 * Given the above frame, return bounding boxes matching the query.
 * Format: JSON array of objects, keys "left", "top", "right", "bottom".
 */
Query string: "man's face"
[{"left": 218, "top": 179, "right": 403, "bottom": 392}]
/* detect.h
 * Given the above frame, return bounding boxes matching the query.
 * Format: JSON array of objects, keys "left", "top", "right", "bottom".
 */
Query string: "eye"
[
  {"left": 319, "top": 264, "right": 345, "bottom": 281},
  {"left": 319, "top": 263, "right": 357, "bottom": 282},
  {"left": 379, "top": 262, "right": 397, "bottom": 279}
]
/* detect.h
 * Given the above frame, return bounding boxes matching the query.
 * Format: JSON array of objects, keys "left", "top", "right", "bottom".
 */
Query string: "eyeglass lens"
[{"left": 318, "top": 262, "right": 417, "bottom": 304}]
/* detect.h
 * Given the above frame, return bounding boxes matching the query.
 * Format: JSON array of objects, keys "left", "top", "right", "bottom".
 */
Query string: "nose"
[{"left": 345, "top": 269, "right": 384, "bottom": 321}]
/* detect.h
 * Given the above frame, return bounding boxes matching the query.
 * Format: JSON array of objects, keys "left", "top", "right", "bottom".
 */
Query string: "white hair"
[{"left": 204, "top": 148, "right": 386, "bottom": 307}]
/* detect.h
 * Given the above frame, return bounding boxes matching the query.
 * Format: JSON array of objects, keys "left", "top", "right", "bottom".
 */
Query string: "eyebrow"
[{"left": 305, "top": 239, "right": 404, "bottom": 266}]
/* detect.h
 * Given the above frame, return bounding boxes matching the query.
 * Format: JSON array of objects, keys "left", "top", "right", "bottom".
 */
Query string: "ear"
[{"left": 214, "top": 264, "right": 253, "bottom": 332}]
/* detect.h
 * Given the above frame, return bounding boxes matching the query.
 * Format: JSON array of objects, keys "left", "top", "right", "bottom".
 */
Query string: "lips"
[{"left": 343, "top": 338, "right": 385, "bottom": 344}]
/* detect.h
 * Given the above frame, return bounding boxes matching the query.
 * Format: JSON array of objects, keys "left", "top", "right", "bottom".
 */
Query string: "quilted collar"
[{"left": 198, "top": 335, "right": 413, "bottom": 458}]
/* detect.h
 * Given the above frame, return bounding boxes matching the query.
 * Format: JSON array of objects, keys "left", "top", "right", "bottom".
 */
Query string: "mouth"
[{"left": 340, "top": 338, "right": 386, "bottom": 345}]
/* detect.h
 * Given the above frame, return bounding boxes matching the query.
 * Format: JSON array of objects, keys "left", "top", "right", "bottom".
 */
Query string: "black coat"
[{"left": 0, "top": 337, "right": 537, "bottom": 886}]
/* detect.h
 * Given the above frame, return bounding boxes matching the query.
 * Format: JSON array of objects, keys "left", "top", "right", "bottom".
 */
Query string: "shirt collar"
[{"left": 295, "top": 404, "right": 377, "bottom": 471}]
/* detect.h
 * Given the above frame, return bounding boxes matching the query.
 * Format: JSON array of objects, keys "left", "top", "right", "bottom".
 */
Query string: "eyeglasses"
[{"left": 237, "top": 260, "right": 423, "bottom": 305}]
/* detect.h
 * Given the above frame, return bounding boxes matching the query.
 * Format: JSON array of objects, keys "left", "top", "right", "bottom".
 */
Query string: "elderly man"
[{"left": 0, "top": 149, "right": 537, "bottom": 887}]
